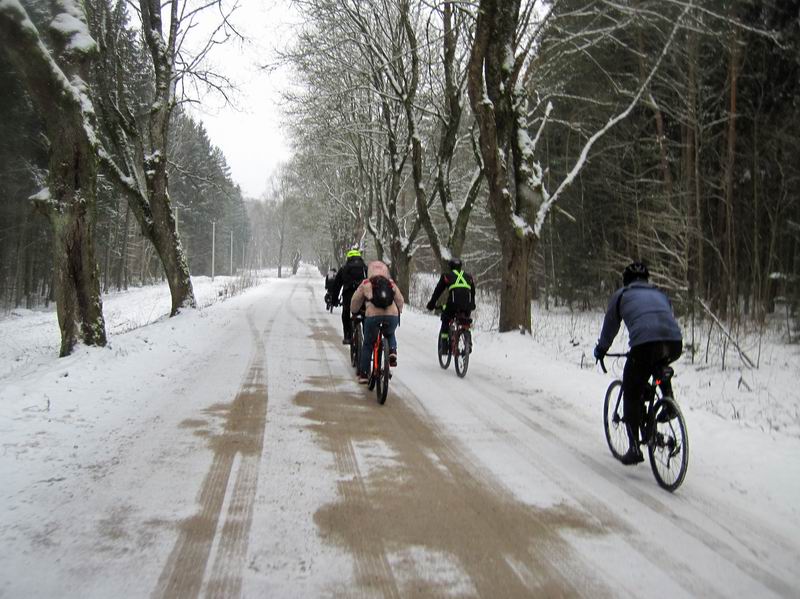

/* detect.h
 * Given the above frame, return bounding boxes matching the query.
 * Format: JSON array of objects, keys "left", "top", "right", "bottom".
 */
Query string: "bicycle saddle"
[{"left": 652, "top": 365, "right": 674, "bottom": 381}]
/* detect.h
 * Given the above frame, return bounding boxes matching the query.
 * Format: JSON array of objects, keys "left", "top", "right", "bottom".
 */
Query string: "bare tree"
[
  {"left": 467, "top": 0, "right": 690, "bottom": 332},
  {"left": 87, "top": 0, "right": 242, "bottom": 315}
]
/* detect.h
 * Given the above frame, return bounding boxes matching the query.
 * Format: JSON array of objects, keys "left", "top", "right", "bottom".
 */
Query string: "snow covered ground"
[{"left": 1, "top": 266, "right": 798, "bottom": 597}]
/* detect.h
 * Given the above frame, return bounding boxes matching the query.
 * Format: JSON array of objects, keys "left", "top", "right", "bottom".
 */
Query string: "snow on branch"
[
  {"left": 50, "top": 0, "right": 97, "bottom": 54},
  {"left": 533, "top": 2, "right": 692, "bottom": 237}
]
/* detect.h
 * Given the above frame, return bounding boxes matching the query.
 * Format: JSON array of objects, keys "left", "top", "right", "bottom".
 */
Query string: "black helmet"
[
  {"left": 623, "top": 261, "right": 649, "bottom": 286},
  {"left": 447, "top": 258, "right": 462, "bottom": 271}
]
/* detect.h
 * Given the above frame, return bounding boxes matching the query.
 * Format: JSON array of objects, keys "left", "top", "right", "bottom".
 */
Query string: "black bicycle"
[
  {"left": 437, "top": 312, "right": 473, "bottom": 378},
  {"left": 350, "top": 313, "right": 363, "bottom": 370},
  {"left": 366, "top": 321, "right": 392, "bottom": 405},
  {"left": 600, "top": 353, "right": 689, "bottom": 492}
]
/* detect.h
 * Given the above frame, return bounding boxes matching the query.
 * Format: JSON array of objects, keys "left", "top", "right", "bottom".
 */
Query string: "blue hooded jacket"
[{"left": 597, "top": 281, "right": 682, "bottom": 350}]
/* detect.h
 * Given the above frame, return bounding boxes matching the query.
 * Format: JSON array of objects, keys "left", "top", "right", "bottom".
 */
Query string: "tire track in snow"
[
  {"left": 298, "top": 280, "right": 403, "bottom": 598},
  {"left": 398, "top": 327, "right": 794, "bottom": 597},
  {"left": 298, "top": 287, "right": 612, "bottom": 597},
  {"left": 466, "top": 373, "right": 796, "bottom": 598},
  {"left": 153, "top": 306, "right": 273, "bottom": 599}
]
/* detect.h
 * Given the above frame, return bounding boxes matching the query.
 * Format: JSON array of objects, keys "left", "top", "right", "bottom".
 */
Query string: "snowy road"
[{"left": 1, "top": 270, "right": 799, "bottom": 598}]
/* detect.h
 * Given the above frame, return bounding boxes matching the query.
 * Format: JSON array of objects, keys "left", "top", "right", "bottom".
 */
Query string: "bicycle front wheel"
[
  {"left": 648, "top": 397, "right": 689, "bottom": 492},
  {"left": 377, "top": 337, "right": 390, "bottom": 404},
  {"left": 603, "top": 380, "right": 629, "bottom": 460},
  {"left": 454, "top": 330, "right": 470, "bottom": 378}
]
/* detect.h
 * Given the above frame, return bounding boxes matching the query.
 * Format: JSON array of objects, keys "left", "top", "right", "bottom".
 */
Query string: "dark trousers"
[
  {"left": 438, "top": 307, "right": 470, "bottom": 337},
  {"left": 623, "top": 340, "right": 682, "bottom": 437},
  {"left": 341, "top": 291, "right": 355, "bottom": 339}
]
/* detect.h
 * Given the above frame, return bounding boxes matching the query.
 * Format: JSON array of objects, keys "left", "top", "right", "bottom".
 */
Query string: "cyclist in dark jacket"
[
  {"left": 330, "top": 247, "right": 368, "bottom": 344},
  {"left": 594, "top": 262, "right": 682, "bottom": 465},
  {"left": 426, "top": 258, "right": 476, "bottom": 354}
]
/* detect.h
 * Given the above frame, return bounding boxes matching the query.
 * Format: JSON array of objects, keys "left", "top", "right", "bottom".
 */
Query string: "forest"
[{"left": 1, "top": 0, "right": 798, "bottom": 357}]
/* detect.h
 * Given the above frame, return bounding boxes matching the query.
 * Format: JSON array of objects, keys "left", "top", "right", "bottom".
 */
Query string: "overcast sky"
[{"left": 188, "top": 0, "right": 301, "bottom": 200}]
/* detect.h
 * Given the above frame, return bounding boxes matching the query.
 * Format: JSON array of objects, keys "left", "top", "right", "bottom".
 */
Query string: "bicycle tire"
[
  {"left": 377, "top": 337, "right": 390, "bottom": 404},
  {"left": 648, "top": 396, "right": 689, "bottom": 492},
  {"left": 603, "top": 380, "right": 629, "bottom": 460},
  {"left": 454, "top": 329, "right": 470, "bottom": 378},
  {"left": 354, "top": 324, "right": 363, "bottom": 371},
  {"left": 367, "top": 334, "right": 378, "bottom": 391},
  {"left": 438, "top": 334, "right": 451, "bottom": 369}
]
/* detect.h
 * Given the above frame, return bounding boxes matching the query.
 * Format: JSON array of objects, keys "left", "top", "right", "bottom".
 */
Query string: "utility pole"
[{"left": 211, "top": 221, "right": 216, "bottom": 281}]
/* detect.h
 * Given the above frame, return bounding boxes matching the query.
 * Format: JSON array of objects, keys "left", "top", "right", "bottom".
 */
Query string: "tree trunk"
[
  {"left": 0, "top": 1, "right": 107, "bottom": 356},
  {"left": 467, "top": 0, "right": 539, "bottom": 332},
  {"left": 49, "top": 201, "right": 106, "bottom": 356},
  {"left": 389, "top": 240, "right": 412, "bottom": 301},
  {"left": 720, "top": 31, "right": 741, "bottom": 319},
  {"left": 144, "top": 106, "right": 195, "bottom": 314}
]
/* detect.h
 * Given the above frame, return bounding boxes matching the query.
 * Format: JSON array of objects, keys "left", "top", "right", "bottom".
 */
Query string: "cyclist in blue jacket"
[{"left": 594, "top": 262, "right": 682, "bottom": 465}]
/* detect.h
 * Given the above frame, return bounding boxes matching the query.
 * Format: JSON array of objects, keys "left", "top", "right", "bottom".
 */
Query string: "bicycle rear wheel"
[
  {"left": 367, "top": 337, "right": 378, "bottom": 391},
  {"left": 648, "top": 397, "right": 689, "bottom": 492},
  {"left": 437, "top": 334, "right": 451, "bottom": 369},
  {"left": 352, "top": 323, "right": 363, "bottom": 370},
  {"left": 603, "top": 380, "right": 629, "bottom": 460},
  {"left": 454, "top": 329, "right": 470, "bottom": 378},
  {"left": 376, "top": 337, "right": 390, "bottom": 404}
]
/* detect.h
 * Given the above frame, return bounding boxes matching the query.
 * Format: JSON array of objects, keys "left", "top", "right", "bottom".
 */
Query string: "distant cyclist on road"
[
  {"left": 594, "top": 262, "right": 683, "bottom": 465},
  {"left": 351, "top": 260, "right": 404, "bottom": 384},
  {"left": 324, "top": 267, "right": 338, "bottom": 309},
  {"left": 330, "top": 246, "right": 368, "bottom": 345},
  {"left": 426, "top": 258, "right": 476, "bottom": 354}
]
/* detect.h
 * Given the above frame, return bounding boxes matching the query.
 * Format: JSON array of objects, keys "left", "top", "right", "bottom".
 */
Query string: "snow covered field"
[{"left": 1, "top": 266, "right": 799, "bottom": 597}]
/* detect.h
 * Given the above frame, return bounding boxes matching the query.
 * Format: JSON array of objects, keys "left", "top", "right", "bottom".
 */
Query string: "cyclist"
[
  {"left": 324, "top": 267, "right": 338, "bottom": 309},
  {"left": 330, "top": 246, "right": 368, "bottom": 344},
  {"left": 425, "top": 258, "right": 476, "bottom": 355},
  {"left": 594, "top": 262, "right": 683, "bottom": 465},
  {"left": 350, "top": 260, "right": 404, "bottom": 384}
]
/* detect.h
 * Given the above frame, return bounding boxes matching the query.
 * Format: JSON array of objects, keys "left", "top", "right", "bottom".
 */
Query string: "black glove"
[
  {"left": 324, "top": 292, "right": 331, "bottom": 303},
  {"left": 593, "top": 345, "right": 607, "bottom": 361},
  {"left": 426, "top": 300, "right": 435, "bottom": 311}
]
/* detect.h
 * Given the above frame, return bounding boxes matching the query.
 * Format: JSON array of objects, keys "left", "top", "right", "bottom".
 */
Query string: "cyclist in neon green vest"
[
  {"left": 330, "top": 245, "right": 368, "bottom": 344},
  {"left": 426, "top": 258, "right": 476, "bottom": 354}
]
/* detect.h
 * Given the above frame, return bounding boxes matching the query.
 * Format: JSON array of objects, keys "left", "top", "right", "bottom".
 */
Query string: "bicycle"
[
  {"left": 600, "top": 353, "right": 689, "bottom": 492},
  {"left": 366, "top": 321, "right": 392, "bottom": 405},
  {"left": 349, "top": 313, "right": 363, "bottom": 370},
  {"left": 437, "top": 311, "right": 473, "bottom": 378}
]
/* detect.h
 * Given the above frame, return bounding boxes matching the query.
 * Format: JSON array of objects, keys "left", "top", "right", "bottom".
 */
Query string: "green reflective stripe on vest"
[{"left": 448, "top": 270, "right": 471, "bottom": 290}]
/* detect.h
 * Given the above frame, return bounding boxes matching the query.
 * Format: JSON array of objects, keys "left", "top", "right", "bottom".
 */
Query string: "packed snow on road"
[{"left": 1, "top": 268, "right": 798, "bottom": 597}]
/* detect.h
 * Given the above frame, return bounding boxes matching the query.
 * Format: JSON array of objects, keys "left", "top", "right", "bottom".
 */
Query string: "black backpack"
[
  {"left": 369, "top": 276, "right": 395, "bottom": 309},
  {"left": 342, "top": 259, "right": 367, "bottom": 293}
]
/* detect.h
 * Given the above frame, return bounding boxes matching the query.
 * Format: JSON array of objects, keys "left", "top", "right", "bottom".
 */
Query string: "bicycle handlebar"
[{"left": 597, "top": 352, "right": 629, "bottom": 374}]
